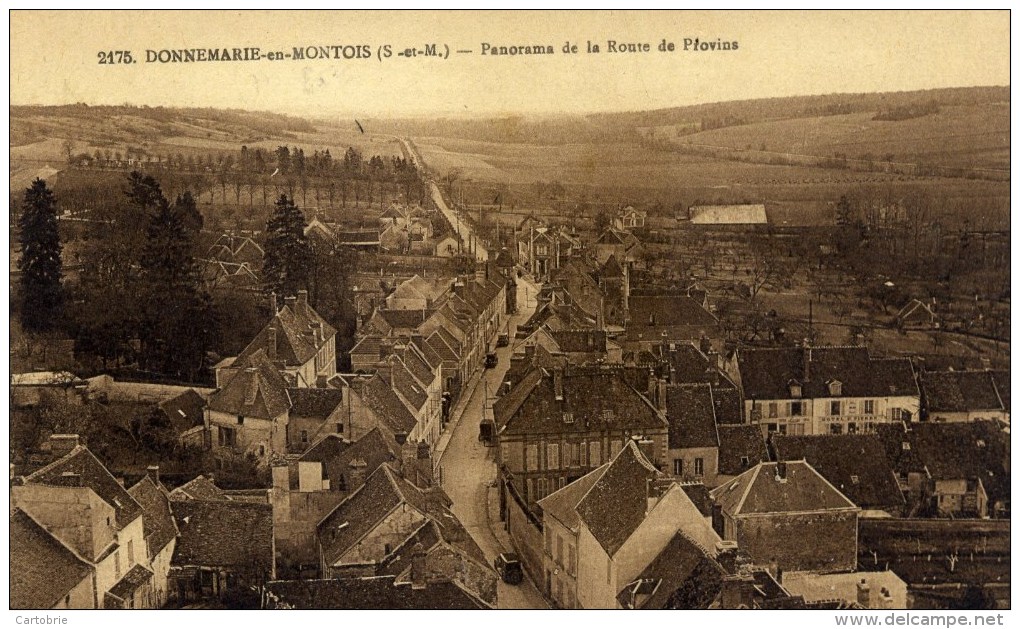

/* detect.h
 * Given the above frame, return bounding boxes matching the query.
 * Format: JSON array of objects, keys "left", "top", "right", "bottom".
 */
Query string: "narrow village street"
[{"left": 436, "top": 278, "right": 547, "bottom": 609}]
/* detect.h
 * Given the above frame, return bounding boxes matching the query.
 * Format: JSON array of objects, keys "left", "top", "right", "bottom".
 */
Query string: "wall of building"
[
  {"left": 668, "top": 446, "right": 719, "bottom": 486},
  {"left": 86, "top": 376, "right": 213, "bottom": 403},
  {"left": 505, "top": 480, "right": 544, "bottom": 589},
  {"left": 149, "top": 538, "right": 176, "bottom": 609},
  {"left": 208, "top": 409, "right": 288, "bottom": 461},
  {"left": 51, "top": 574, "right": 97, "bottom": 609},
  {"left": 576, "top": 525, "right": 616, "bottom": 610},
  {"left": 12, "top": 485, "right": 116, "bottom": 561},
  {"left": 334, "top": 506, "right": 425, "bottom": 570},
  {"left": 734, "top": 509, "right": 858, "bottom": 573},
  {"left": 542, "top": 515, "right": 578, "bottom": 609}
]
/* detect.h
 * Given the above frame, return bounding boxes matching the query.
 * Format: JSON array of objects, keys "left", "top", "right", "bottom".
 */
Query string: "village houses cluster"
[{"left": 11, "top": 201, "right": 1010, "bottom": 610}]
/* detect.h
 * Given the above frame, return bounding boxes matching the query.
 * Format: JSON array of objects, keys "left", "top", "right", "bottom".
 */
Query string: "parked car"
[
  {"left": 496, "top": 333, "right": 510, "bottom": 347},
  {"left": 495, "top": 552, "right": 523, "bottom": 585},
  {"left": 484, "top": 352, "right": 498, "bottom": 369}
]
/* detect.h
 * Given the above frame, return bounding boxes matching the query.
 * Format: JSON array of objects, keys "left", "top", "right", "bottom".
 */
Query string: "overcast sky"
[{"left": 10, "top": 10, "right": 1010, "bottom": 117}]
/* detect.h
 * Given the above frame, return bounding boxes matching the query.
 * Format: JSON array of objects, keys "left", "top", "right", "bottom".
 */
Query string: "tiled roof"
[
  {"left": 576, "top": 442, "right": 660, "bottom": 556},
  {"left": 550, "top": 329, "right": 607, "bottom": 353},
  {"left": 427, "top": 329, "right": 461, "bottom": 360},
  {"left": 169, "top": 475, "right": 224, "bottom": 502},
  {"left": 711, "top": 461, "right": 858, "bottom": 516},
  {"left": 10, "top": 508, "right": 93, "bottom": 609},
  {"left": 665, "top": 384, "right": 720, "bottom": 449},
  {"left": 738, "top": 346, "right": 919, "bottom": 401},
  {"left": 237, "top": 298, "right": 336, "bottom": 368},
  {"left": 885, "top": 421, "right": 1009, "bottom": 503},
  {"left": 208, "top": 349, "right": 291, "bottom": 419},
  {"left": 384, "top": 359, "right": 428, "bottom": 412},
  {"left": 617, "top": 531, "right": 723, "bottom": 609},
  {"left": 602, "top": 254, "right": 624, "bottom": 278},
  {"left": 264, "top": 576, "right": 487, "bottom": 609},
  {"left": 128, "top": 476, "right": 179, "bottom": 558},
  {"left": 158, "top": 389, "right": 207, "bottom": 433},
  {"left": 410, "top": 336, "right": 444, "bottom": 369},
  {"left": 537, "top": 463, "right": 611, "bottom": 531},
  {"left": 921, "top": 370, "right": 1008, "bottom": 414},
  {"left": 350, "top": 335, "right": 384, "bottom": 357},
  {"left": 106, "top": 563, "right": 154, "bottom": 605},
  {"left": 318, "top": 465, "right": 405, "bottom": 566},
  {"left": 288, "top": 387, "right": 344, "bottom": 419},
  {"left": 378, "top": 308, "right": 433, "bottom": 330},
  {"left": 301, "top": 429, "right": 397, "bottom": 493},
  {"left": 354, "top": 375, "right": 418, "bottom": 434},
  {"left": 772, "top": 435, "right": 905, "bottom": 511},
  {"left": 25, "top": 446, "right": 142, "bottom": 530},
  {"left": 398, "top": 345, "right": 436, "bottom": 387},
  {"left": 171, "top": 500, "right": 274, "bottom": 570},
  {"left": 712, "top": 386, "right": 744, "bottom": 425},
  {"left": 498, "top": 365, "right": 666, "bottom": 436},
  {"left": 717, "top": 425, "right": 770, "bottom": 476},
  {"left": 689, "top": 204, "right": 768, "bottom": 225},
  {"left": 627, "top": 295, "right": 718, "bottom": 332}
]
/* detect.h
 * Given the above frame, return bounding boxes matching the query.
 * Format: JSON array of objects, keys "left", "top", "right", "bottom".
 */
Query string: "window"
[
  {"left": 828, "top": 380, "right": 843, "bottom": 396},
  {"left": 694, "top": 458, "right": 705, "bottom": 477},
  {"left": 536, "top": 244, "right": 548, "bottom": 256},
  {"left": 830, "top": 423, "right": 843, "bottom": 435},
  {"left": 556, "top": 535, "right": 564, "bottom": 566},
  {"left": 673, "top": 459, "right": 684, "bottom": 476},
  {"left": 863, "top": 399, "right": 875, "bottom": 415},
  {"left": 602, "top": 409, "right": 615, "bottom": 422},
  {"left": 791, "top": 401, "right": 804, "bottom": 416},
  {"left": 547, "top": 443, "right": 560, "bottom": 470},
  {"left": 610, "top": 439, "right": 622, "bottom": 457},
  {"left": 300, "top": 430, "right": 309, "bottom": 444},
  {"left": 127, "top": 540, "right": 134, "bottom": 565},
  {"left": 850, "top": 475, "right": 860, "bottom": 484},
  {"left": 218, "top": 426, "right": 236, "bottom": 447},
  {"left": 537, "top": 477, "right": 547, "bottom": 499},
  {"left": 901, "top": 441, "right": 911, "bottom": 451},
  {"left": 739, "top": 456, "right": 750, "bottom": 469},
  {"left": 768, "top": 402, "right": 778, "bottom": 418},
  {"left": 527, "top": 478, "right": 534, "bottom": 502},
  {"left": 766, "top": 423, "right": 779, "bottom": 434},
  {"left": 114, "top": 550, "right": 121, "bottom": 579},
  {"left": 237, "top": 415, "right": 245, "bottom": 425},
  {"left": 562, "top": 412, "right": 574, "bottom": 424},
  {"left": 589, "top": 442, "right": 601, "bottom": 467},
  {"left": 830, "top": 401, "right": 841, "bottom": 416},
  {"left": 336, "top": 423, "right": 344, "bottom": 434},
  {"left": 568, "top": 544, "right": 576, "bottom": 576},
  {"left": 579, "top": 442, "right": 588, "bottom": 466},
  {"left": 527, "top": 444, "right": 539, "bottom": 470},
  {"left": 848, "top": 422, "right": 858, "bottom": 434},
  {"left": 384, "top": 543, "right": 392, "bottom": 555},
  {"left": 789, "top": 383, "right": 802, "bottom": 398},
  {"left": 259, "top": 445, "right": 266, "bottom": 457},
  {"left": 545, "top": 525, "right": 552, "bottom": 553}
]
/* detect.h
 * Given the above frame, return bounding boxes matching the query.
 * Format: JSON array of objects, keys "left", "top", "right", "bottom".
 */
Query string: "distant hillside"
[{"left": 10, "top": 104, "right": 316, "bottom": 149}]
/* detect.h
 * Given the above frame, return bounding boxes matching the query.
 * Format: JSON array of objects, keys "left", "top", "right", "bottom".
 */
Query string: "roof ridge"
[
  {"left": 14, "top": 506, "right": 95, "bottom": 569},
  {"left": 23, "top": 444, "right": 88, "bottom": 480},
  {"left": 733, "top": 463, "right": 761, "bottom": 515}
]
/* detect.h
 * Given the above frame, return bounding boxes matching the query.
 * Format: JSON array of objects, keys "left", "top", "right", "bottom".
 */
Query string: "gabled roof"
[
  {"left": 537, "top": 463, "right": 611, "bottom": 531},
  {"left": 921, "top": 370, "right": 1009, "bottom": 414},
  {"left": 208, "top": 349, "right": 291, "bottom": 419},
  {"left": 550, "top": 329, "right": 607, "bottom": 354},
  {"left": 171, "top": 500, "right": 274, "bottom": 570},
  {"left": 711, "top": 460, "right": 858, "bottom": 516},
  {"left": 617, "top": 531, "right": 724, "bottom": 609},
  {"left": 24, "top": 445, "right": 143, "bottom": 530},
  {"left": 576, "top": 441, "right": 660, "bottom": 556},
  {"left": 158, "top": 389, "right": 207, "bottom": 432},
  {"left": 712, "top": 387, "right": 744, "bottom": 425},
  {"left": 128, "top": 476, "right": 179, "bottom": 559},
  {"left": 717, "top": 425, "right": 770, "bottom": 476},
  {"left": 425, "top": 330, "right": 460, "bottom": 362},
  {"left": 237, "top": 297, "right": 337, "bottom": 368},
  {"left": 410, "top": 336, "right": 444, "bottom": 369},
  {"left": 772, "top": 435, "right": 905, "bottom": 510},
  {"left": 352, "top": 375, "right": 418, "bottom": 434},
  {"left": 376, "top": 308, "right": 433, "bottom": 330},
  {"left": 498, "top": 366, "right": 667, "bottom": 436},
  {"left": 738, "top": 346, "right": 919, "bottom": 400},
  {"left": 10, "top": 508, "right": 94, "bottom": 609},
  {"left": 264, "top": 576, "right": 487, "bottom": 609},
  {"left": 169, "top": 475, "right": 224, "bottom": 502},
  {"left": 384, "top": 358, "right": 428, "bottom": 412},
  {"left": 300, "top": 429, "right": 397, "bottom": 493},
  {"left": 602, "top": 254, "right": 624, "bottom": 278},
  {"left": 666, "top": 384, "right": 720, "bottom": 450},
  {"left": 287, "top": 387, "right": 344, "bottom": 419},
  {"left": 627, "top": 295, "right": 718, "bottom": 333}
]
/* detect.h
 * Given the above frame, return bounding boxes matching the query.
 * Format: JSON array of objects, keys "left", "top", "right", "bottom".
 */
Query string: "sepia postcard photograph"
[{"left": 6, "top": 8, "right": 1012, "bottom": 620}]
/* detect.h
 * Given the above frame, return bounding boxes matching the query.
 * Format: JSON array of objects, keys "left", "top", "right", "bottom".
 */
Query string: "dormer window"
[
  {"left": 563, "top": 412, "right": 574, "bottom": 424},
  {"left": 788, "top": 381, "right": 802, "bottom": 398},
  {"left": 827, "top": 380, "right": 843, "bottom": 397}
]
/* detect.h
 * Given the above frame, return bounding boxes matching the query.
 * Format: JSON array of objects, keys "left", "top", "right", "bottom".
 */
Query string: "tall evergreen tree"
[
  {"left": 18, "top": 179, "right": 64, "bottom": 332},
  {"left": 263, "top": 194, "right": 311, "bottom": 297}
]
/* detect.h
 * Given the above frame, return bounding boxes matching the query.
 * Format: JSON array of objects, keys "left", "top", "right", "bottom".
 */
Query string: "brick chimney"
[
  {"left": 776, "top": 460, "right": 788, "bottom": 481},
  {"left": 401, "top": 439, "right": 418, "bottom": 480},
  {"left": 720, "top": 571, "right": 756, "bottom": 609},
  {"left": 297, "top": 290, "right": 309, "bottom": 314},
  {"left": 270, "top": 292, "right": 278, "bottom": 314},
  {"left": 284, "top": 295, "right": 297, "bottom": 311},
  {"left": 553, "top": 367, "right": 564, "bottom": 401},
  {"left": 715, "top": 540, "right": 739, "bottom": 574},
  {"left": 49, "top": 434, "right": 80, "bottom": 461},
  {"left": 267, "top": 326, "right": 277, "bottom": 361},
  {"left": 802, "top": 344, "right": 811, "bottom": 382},
  {"left": 347, "top": 458, "right": 368, "bottom": 490},
  {"left": 146, "top": 465, "right": 160, "bottom": 486},
  {"left": 656, "top": 379, "right": 668, "bottom": 413},
  {"left": 410, "top": 543, "right": 428, "bottom": 590}
]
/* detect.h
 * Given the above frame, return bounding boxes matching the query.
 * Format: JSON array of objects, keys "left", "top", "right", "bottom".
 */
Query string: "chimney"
[
  {"left": 720, "top": 571, "right": 756, "bottom": 609},
  {"left": 410, "top": 543, "right": 428, "bottom": 590},
  {"left": 272, "top": 463, "right": 290, "bottom": 491},
  {"left": 49, "top": 434, "right": 80, "bottom": 460},
  {"left": 856, "top": 579, "right": 872, "bottom": 609},
  {"left": 715, "top": 540, "right": 739, "bottom": 574},
  {"left": 267, "top": 326, "right": 277, "bottom": 361},
  {"left": 699, "top": 334, "right": 711, "bottom": 355},
  {"left": 401, "top": 439, "right": 418, "bottom": 480},
  {"left": 347, "top": 458, "right": 368, "bottom": 490},
  {"left": 475, "top": 264, "right": 486, "bottom": 285},
  {"left": 776, "top": 460, "right": 788, "bottom": 481},
  {"left": 802, "top": 344, "right": 811, "bottom": 382},
  {"left": 297, "top": 290, "right": 309, "bottom": 314},
  {"left": 656, "top": 379, "right": 667, "bottom": 413},
  {"left": 284, "top": 295, "right": 297, "bottom": 311},
  {"left": 636, "top": 438, "right": 656, "bottom": 467},
  {"left": 394, "top": 432, "right": 408, "bottom": 446},
  {"left": 553, "top": 368, "right": 564, "bottom": 401},
  {"left": 146, "top": 465, "right": 160, "bottom": 486},
  {"left": 269, "top": 292, "right": 278, "bottom": 314}
]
